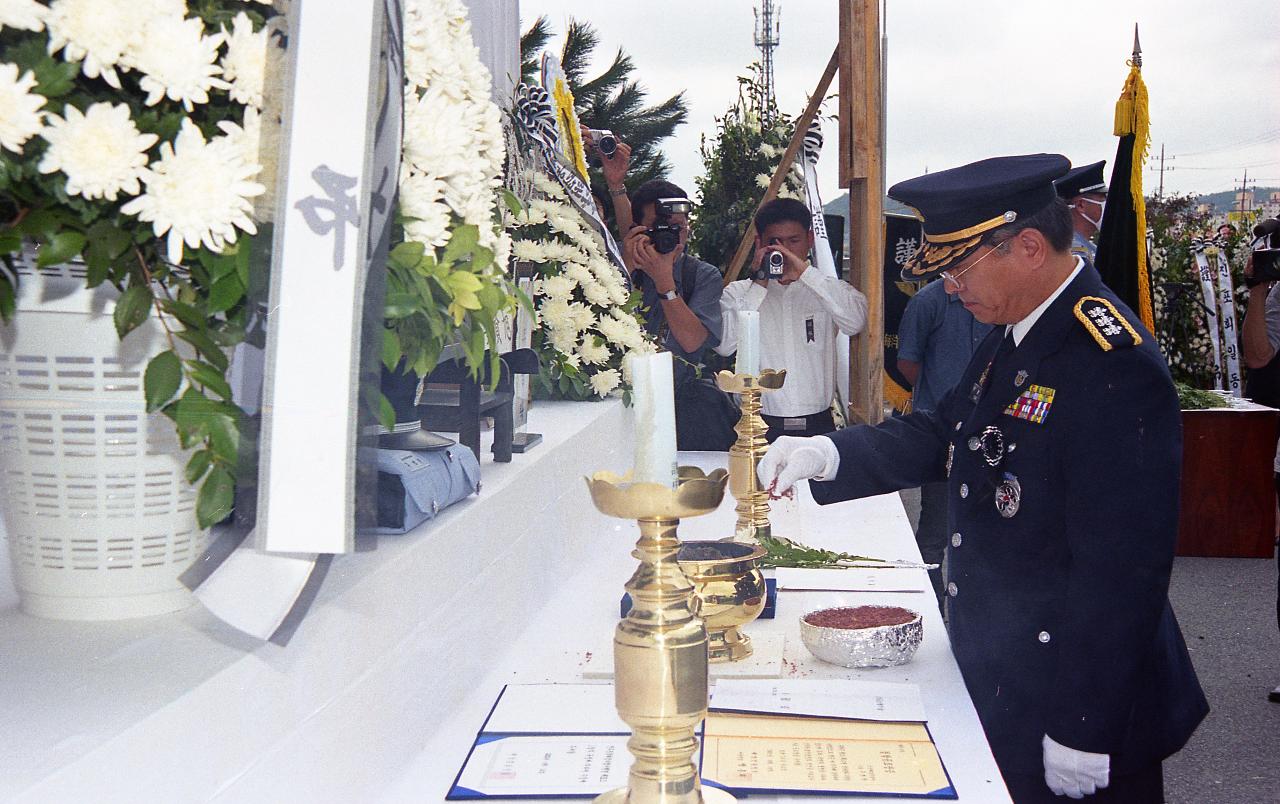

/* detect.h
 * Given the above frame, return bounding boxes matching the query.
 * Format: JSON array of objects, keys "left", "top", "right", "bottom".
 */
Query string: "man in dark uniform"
[
  {"left": 1054, "top": 160, "right": 1107, "bottom": 266},
  {"left": 759, "top": 154, "right": 1207, "bottom": 803}
]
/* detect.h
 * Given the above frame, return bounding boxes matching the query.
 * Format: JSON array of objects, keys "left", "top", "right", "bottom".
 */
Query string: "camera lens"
[
  {"left": 598, "top": 135, "right": 617, "bottom": 157},
  {"left": 767, "top": 250, "right": 785, "bottom": 272}
]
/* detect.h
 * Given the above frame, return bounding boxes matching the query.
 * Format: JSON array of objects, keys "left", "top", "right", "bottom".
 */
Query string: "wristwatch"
[
  {"left": 658, "top": 288, "right": 679, "bottom": 301},
  {"left": 608, "top": 185, "right": 628, "bottom": 197}
]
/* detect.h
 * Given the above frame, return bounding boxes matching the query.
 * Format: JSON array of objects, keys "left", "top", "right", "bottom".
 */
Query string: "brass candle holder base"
[
  {"left": 586, "top": 466, "right": 736, "bottom": 804},
  {"left": 677, "top": 540, "right": 768, "bottom": 662},
  {"left": 716, "top": 369, "right": 786, "bottom": 545}
]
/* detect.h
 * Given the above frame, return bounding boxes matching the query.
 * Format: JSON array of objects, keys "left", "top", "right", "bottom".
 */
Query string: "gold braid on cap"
[{"left": 903, "top": 211, "right": 1017, "bottom": 277}]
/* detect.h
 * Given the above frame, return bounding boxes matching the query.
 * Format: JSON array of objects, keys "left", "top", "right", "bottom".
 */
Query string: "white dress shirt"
[{"left": 717, "top": 266, "right": 868, "bottom": 417}]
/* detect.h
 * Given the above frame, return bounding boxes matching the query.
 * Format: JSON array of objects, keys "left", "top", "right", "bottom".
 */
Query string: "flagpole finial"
[{"left": 1132, "top": 23, "right": 1142, "bottom": 68}]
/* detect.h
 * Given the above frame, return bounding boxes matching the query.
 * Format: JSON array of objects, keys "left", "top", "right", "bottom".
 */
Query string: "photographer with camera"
[
  {"left": 716, "top": 198, "right": 868, "bottom": 441},
  {"left": 1241, "top": 215, "right": 1280, "bottom": 705},
  {"left": 623, "top": 180, "right": 737, "bottom": 450}
]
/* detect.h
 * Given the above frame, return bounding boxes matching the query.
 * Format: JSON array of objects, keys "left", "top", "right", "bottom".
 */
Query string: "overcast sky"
[{"left": 521, "top": 0, "right": 1280, "bottom": 204}]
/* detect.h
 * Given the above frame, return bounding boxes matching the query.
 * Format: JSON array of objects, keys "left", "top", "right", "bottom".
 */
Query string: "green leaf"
[
  {"left": 235, "top": 242, "right": 251, "bottom": 288},
  {"left": 378, "top": 393, "right": 396, "bottom": 430},
  {"left": 36, "top": 230, "right": 85, "bottom": 267},
  {"left": 176, "top": 328, "right": 229, "bottom": 371},
  {"left": 196, "top": 466, "right": 235, "bottom": 529},
  {"left": 187, "top": 359, "right": 233, "bottom": 400},
  {"left": 384, "top": 292, "right": 420, "bottom": 319},
  {"left": 86, "top": 220, "right": 132, "bottom": 260},
  {"left": 113, "top": 284, "right": 153, "bottom": 339},
  {"left": 16, "top": 208, "right": 61, "bottom": 239},
  {"left": 185, "top": 449, "right": 213, "bottom": 485},
  {"left": 0, "top": 232, "right": 21, "bottom": 254},
  {"left": 143, "top": 350, "right": 183, "bottom": 412},
  {"left": 206, "top": 412, "right": 240, "bottom": 465},
  {"left": 207, "top": 274, "right": 245, "bottom": 314},
  {"left": 0, "top": 277, "right": 14, "bottom": 323},
  {"left": 382, "top": 329, "right": 402, "bottom": 371},
  {"left": 442, "top": 224, "right": 480, "bottom": 265},
  {"left": 501, "top": 189, "right": 523, "bottom": 216},
  {"left": 389, "top": 241, "right": 425, "bottom": 270},
  {"left": 159, "top": 299, "right": 207, "bottom": 329}
]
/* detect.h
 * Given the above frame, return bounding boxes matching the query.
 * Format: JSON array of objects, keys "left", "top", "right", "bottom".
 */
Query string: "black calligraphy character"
[{"left": 294, "top": 164, "right": 360, "bottom": 271}]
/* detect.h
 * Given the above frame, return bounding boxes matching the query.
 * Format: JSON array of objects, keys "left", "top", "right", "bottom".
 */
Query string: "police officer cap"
[
  {"left": 888, "top": 153, "right": 1071, "bottom": 281},
  {"left": 1054, "top": 160, "right": 1108, "bottom": 199}
]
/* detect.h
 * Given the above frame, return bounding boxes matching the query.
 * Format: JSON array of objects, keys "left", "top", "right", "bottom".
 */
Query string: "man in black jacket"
[{"left": 760, "top": 154, "right": 1207, "bottom": 803}]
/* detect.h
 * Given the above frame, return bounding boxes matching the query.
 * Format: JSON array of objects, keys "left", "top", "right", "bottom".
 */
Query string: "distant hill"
[
  {"left": 822, "top": 193, "right": 915, "bottom": 246},
  {"left": 1191, "top": 186, "right": 1279, "bottom": 213}
]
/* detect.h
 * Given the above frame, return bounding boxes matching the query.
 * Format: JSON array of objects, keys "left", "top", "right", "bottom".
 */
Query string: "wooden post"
[{"left": 838, "top": 0, "right": 884, "bottom": 425}]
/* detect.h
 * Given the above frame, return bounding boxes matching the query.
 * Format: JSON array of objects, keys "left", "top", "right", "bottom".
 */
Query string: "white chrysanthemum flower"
[
  {"left": 217, "top": 106, "right": 280, "bottom": 222},
  {"left": 564, "top": 261, "right": 594, "bottom": 287},
  {"left": 0, "top": 63, "right": 45, "bottom": 154},
  {"left": 548, "top": 326, "right": 578, "bottom": 354},
  {"left": 579, "top": 336, "right": 610, "bottom": 366},
  {"left": 493, "top": 230, "right": 512, "bottom": 268},
  {"left": 568, "top": 302, "right": 596, "bottom": 332},
  {"left": 131, "top": 14, "right": 228, "bottom": 110},
  {"left": 596, "top": 314, "right": 631, "bottom": 347},
  {"left": 121, "top": 119, "right": 264, "bottom": 264},
  {"left": 404, "top": 86, "right": 471, "bottom": 179},
  {"left": 755, "top": 173, "right": 771, "bottom": 189},
  {"left": 1, "top": 0, "right": 46, "bottom": 32},
  {"left": 45, "top": 0, "right": 184, "bottom": 89},
  {"left": 532, "top": 172, "right": 567, "bottom": 200},
  {"left": 399, "top": 172, "right": 451, "bottom": 248},
  {"left": 759, "top": 142, "right": 779, "bottom": 159},
  {"left": 512, "top": 239, "right": 549, "bottom": 264},
  {"left": 38, "top": 102, "right": 158, "bottom": 200},
  {"left": 539, "top": 274, "right": 576, "bottom": 300},
  {"left": 589, "top": 368, "right": 620, "bottom": 397},
  {"left": 220, "top": 12, "right": 269, "bottom": 108},
  {"left": 582, "top": 279, "right": 613, "bottom": 308}
]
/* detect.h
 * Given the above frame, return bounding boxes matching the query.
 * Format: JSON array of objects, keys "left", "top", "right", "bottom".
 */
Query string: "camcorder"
[
  {"left": 646, "top": 197, "right": 691, "bottom": 255},
  {"left": 753, "top": 238, "right": 787, "bottom": 281},
  {"left": 1248, "top": 216, "right": 1280, "bottom": 286},
  {"left": 587, "top": 128, "right": 618, "bottom": 157}
]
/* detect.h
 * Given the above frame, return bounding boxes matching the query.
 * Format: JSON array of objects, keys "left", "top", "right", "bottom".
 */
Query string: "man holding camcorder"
[
  {"left": 716, "top": 198, "right": 868, "bottom": 441},
  {"left": 1241, "top": 215, "right": 1280, "bottom": 706}
]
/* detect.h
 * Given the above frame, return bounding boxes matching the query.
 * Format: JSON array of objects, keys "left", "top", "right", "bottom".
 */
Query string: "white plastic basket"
[{"left": 0, "top": 253, "right": 209, "bottom": 620}]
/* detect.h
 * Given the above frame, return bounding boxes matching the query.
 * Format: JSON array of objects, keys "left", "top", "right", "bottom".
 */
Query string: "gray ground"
[{"left": 898, "top": 489, "right": 1280, "bottom": 804}]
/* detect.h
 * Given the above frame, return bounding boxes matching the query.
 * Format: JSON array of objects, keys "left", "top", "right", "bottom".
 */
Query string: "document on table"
[
  {"left": 776, "top": 566, "right": 924, "bottom": 592},
  {"left": 702, "top": 712, "right": 957, "bottom": 798},
  {"left": 446, "top": 683, "right": 635, "bottom": 800},
  {"left": 711, "top": 678, "right": 928, "bottom": 723}
]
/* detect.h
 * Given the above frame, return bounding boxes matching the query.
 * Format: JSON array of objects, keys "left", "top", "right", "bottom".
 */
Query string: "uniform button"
[
  {"left": 954, "top": 421, "right": 963, "bottom": 431},
  {"left": 952, "top": 532, "right": 962, "bottom": 547},
  {"left": 947, "top": 582, "right": 958, "bottom": 597},
  {"left": 967, "top": 436, "right": 980, "bottom": 451},
  {"left": 1007, "top": 442, "right": 1017, "bottom": 453},
  {"left": 1038, "top": 631, "right": 1051, "bottom": 643},
  {"left": 959, "top": 483, "right": 969, "bottom": 499}
]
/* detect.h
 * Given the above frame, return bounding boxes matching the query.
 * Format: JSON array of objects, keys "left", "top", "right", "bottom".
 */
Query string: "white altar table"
[{"left": 383, "top": 450, "right": 1012, "bottom": 802}]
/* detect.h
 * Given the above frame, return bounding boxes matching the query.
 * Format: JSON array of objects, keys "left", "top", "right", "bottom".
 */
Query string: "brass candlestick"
[
  {"left": 586, "top": 466, "right": 736, "bottom": 804},
  {"left": 715, "top": 369, "right": 787, "bottom": 545}
]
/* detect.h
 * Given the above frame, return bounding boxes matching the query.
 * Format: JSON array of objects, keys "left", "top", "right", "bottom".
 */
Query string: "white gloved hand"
[
  {"left": 756, "top": 436, "right": 839, "bottom": 497},
  {"left": 1042, "top": 734, "right": 1109, "bottom": 799}
]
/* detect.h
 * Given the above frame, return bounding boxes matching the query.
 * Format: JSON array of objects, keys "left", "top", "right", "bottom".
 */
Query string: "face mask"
[{"left": 1070, "top": 196, "right": 1105, "bottom": 231}]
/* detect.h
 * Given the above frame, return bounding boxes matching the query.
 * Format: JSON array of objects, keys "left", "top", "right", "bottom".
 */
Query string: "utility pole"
[
  {"left": 753, "top": 0, "right": 781, "bottom": 117},
  {"left": 1235, "top": 170, "right": 1256, "bottom": 216},
  {"left": 1156, "top": 143, "right": 1174, "bottom": 198}
]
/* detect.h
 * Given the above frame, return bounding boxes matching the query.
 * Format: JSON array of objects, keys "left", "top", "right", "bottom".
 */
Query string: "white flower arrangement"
[
  {"left": 508, "top": 173, "right": 655, "bottom": 399},
  {"left": 37, "top": 101, "right": 157, "bottom": 201},
  {"left": 0, "top": 62, "right": 45, "bottom": 154}
]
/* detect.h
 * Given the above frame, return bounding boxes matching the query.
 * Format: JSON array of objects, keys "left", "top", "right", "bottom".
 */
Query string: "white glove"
[
  {"left": 1042, "top": 734, "right": 1109, "bottom": 798},
  {"left": 756, "top": 436, "right": 839, "bottom": 497}
]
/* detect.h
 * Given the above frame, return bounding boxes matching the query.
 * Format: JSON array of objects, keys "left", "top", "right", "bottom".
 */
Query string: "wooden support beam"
[
  {"left": 839, "top": 0, "right": 884, "bottom": 425},
  {"left": 721, "top": 48, "right": 840, "bottom": 287}
]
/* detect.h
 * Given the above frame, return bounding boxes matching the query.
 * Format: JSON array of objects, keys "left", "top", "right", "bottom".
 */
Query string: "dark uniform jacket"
[{"left": 811, "top": 266, "right": 1208, "bottom": 776}]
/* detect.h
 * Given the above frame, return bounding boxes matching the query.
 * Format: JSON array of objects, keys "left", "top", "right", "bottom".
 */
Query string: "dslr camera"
[
  {"left": 1248, "top": 216, "right": 1280, "bottom": 286},
  {"left": 587, "top": 128, "right": 618, "bottom": 157},
  {"left": 646, "top": 197, "right": 691, "bottom": 255},
  {"left": 753, "top": 238, "right": 787, "bottom": 281}
]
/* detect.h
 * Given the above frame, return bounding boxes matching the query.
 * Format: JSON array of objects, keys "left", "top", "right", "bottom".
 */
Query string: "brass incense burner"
[
  {"left": 715, "top": 369, "right": 786, "bottom": 544},
  {"left": 585, "top": 466, "right": 736, "bottom": 804},
  {"left": 677, "top": 540, "right": 767, "bottom": 662}
]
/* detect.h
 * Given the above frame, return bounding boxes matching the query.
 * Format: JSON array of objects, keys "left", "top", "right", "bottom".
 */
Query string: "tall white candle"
[
  {"left": 736, "top": 310, "right": 760, "bottom": 376},
  {"left": 629, "top": 352, "right": 678, "bottom": 487}
]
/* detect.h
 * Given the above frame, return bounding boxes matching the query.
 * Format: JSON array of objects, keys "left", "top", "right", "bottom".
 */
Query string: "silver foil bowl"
[{"left": 799, "top": 605, "right": 923, "bottom": 668}]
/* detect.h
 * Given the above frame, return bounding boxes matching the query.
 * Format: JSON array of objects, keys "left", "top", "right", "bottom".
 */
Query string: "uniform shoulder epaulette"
[{"left": 1073, "top": 296, "right": 1142, "bottom": 351}]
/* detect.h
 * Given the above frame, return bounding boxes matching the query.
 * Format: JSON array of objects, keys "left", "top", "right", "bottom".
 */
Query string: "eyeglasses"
[{"left": 940, "top": 241, "right": 1010, "bottom": 289}]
